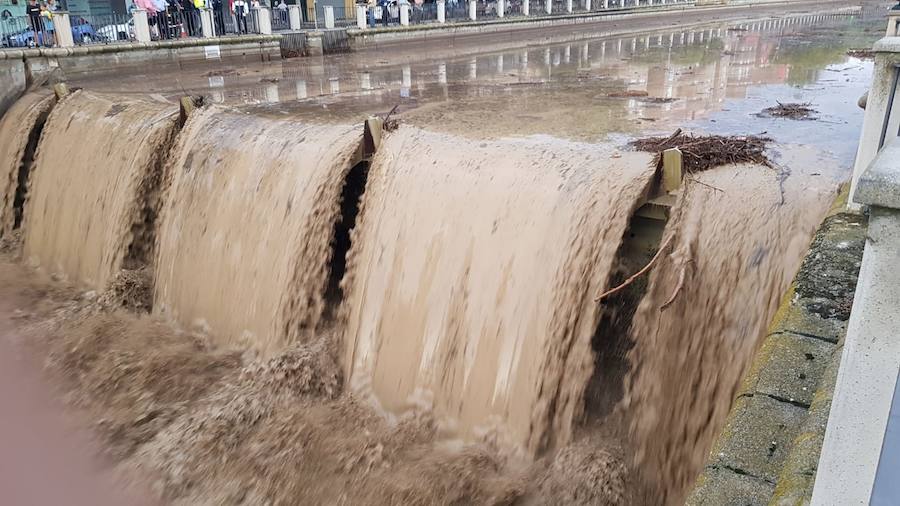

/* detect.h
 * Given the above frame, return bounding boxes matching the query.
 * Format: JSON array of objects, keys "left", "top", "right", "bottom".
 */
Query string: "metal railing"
[
  {"left": 1, "top": 16, "right": 39, "bottom": 48},
  {"left": 317, "top": 5, "right": 356, "bottom": 27},
  {"left": 147, "top": 9, "right": 201, "bottom": 40},
  {"left": 73, "top": 13, "right": 134, "bottom": 43},
  {"left": 444, "top": 1, "right": 470, "bottom": 21},
  {"left": 271, "top": 7, "right": 290, "bottom": 30}
]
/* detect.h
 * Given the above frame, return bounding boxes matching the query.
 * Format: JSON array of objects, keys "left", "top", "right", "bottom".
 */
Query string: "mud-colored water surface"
[
  {"left": 0, "top": 2, "right": 888, "bottom": 505},
  {"left": 154, "top": 107, "right": 362, "bottom": 356},
  {"left": 22, "top": 91, "right": 179, "bottom": 290}
]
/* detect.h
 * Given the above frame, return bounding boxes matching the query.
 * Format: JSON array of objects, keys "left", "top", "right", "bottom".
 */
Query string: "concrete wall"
[
  {"left": 0, "top": 59, "right": 26, "bottom": 122},
  {"left": 0, "top": 36, "right": 282, "bottom": 84}
]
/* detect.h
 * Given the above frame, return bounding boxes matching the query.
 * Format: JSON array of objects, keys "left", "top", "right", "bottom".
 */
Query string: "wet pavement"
[{"left": 71, "top": 4, "right": 887, "bottom": 177}]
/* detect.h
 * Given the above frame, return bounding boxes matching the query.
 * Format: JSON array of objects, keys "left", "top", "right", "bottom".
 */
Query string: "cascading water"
[
  {"left": 0, "top": 90, "right": 55, "bottom": 238},
  {"left": 153, "top": 106, "right": 364, "bottom": 355},
  {"left": 339, "top": 125, "right": 656, "bottom": 454},
  {"left": 0, "top": 88, "right": 840, "bottom": 504},
  {"left": 21, "top": 91, "right": 179, "bottom": 289}
]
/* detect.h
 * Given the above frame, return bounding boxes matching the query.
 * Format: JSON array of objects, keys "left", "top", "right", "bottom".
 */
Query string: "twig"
[
  {"left": 383, "top": 104, "right": 399, "bottom": 123},
  {"left": 660, "top": 259, "right": 691, "bottom": 311},
  {"left": 595, "top": 235, "right": 675, "bottom": 303},
  {"left": 685, "top": 176, "right": 724, "bottom": 193}
]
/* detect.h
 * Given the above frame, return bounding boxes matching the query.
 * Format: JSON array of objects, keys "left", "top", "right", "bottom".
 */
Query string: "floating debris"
[
  {"left": 608, "top": 90, "right": 649, "bottom": 98},
  {"left": 631, "top": 129, "right": 773, "bottom": 173},
  {"left": 638, "top": 97, "right": 678, "bottom": 104},
  {"left": 758, "top": 102, "right": 818, "bottom": 120},
  {"left": 383, "top": 105, "right": 401, "bottom": 132},
  {"left": 846, "top": 48, "right": 875, "bottom": 59}
]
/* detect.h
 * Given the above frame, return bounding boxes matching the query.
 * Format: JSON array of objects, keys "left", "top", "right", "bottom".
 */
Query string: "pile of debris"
[
  {"left": 846, "top": 48, "right": 875, "bottom": 60},
  {"left": 630, "top": 129, "right": 772, "bottom": 173},
  {"left": 758, "top": 102, "right": 818, "bottom": 120}
]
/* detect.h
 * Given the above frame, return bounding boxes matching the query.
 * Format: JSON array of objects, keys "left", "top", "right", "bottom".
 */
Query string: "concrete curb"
[
  {"left": 0, "top": 35, "right": 282, "bottom": 61},
  {"left": 344, "top": 0, "right": 855, "bottom": 47},
  {"left": 687, "top": 188, "right": 867, "bottom": 506}
]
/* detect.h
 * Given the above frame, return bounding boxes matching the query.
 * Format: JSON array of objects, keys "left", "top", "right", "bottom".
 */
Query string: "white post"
[
  {"left": 402, "top": 64, "right": 412, "bottom": 88},
  {"left": 888, "top": 12, "right": 900, "bottom": 37},
  {"left": 356, "top": 4, "right": 367, "bottom": 29},
  {"left": 255, "top": 7, "right": 272, "bottom": 34},
  {"left": 54, "top": 11, "right": 74, "bottom": 47},
  {"left": 400, "top": 2, "right": 409, "bottom": 25},
  {"left": 133, "top": 9, "right": 151, "bottom": 42},
  {"left": 565, "top": 0, "right": 572, "bottom": 13},
  {"left": 523, "top": 0, "right": 529, "bottom": 15},
  {"left": 584, "top": 0, "right": 590, "bottom": 11},
  {"left": 324, "top": 5, "right": 335, "bottom": 28},
  {"left": 289, "top": 4, "right": 302, "bottom": 29},
  {"left": 437, "top": 0, "right": 445, "bottom": 22},
  {"left": 468, "top": 0, "right": 476, "bottom": 20},
  {"left": 545, "top": 0, "right": 551, "bottom": 14},
  {"left": 602, "top": 0, "right": 607, "bottom": 8},
  {"left": 497, "top": 0, "right": 504, "bottom": 17},
  {"left": 200, "top": 8, "right": 215, "bottom": 37}
]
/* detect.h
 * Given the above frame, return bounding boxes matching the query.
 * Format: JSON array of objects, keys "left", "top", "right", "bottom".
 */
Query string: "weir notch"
[{"left": 583, "top": 148, "right": 684, "bottom": 421}]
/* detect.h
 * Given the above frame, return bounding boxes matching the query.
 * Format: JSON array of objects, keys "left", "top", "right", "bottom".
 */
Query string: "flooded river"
[
  {"left": 0, "top": 3, "right": 889, "bottom": 505},
  {"left": 71, "top": 5, "right": 883, "bottom": 172}
]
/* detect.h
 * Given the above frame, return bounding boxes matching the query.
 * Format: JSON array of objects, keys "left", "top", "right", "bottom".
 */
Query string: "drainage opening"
[
  {"left": 583, "top": 214, "right": 666, "bottom": 424},
  {"left": 12, "top": 106, "right": 53, "bottom": 231},
  {"left": 325, "top": 160, "right": 370, "bottom": 310}
]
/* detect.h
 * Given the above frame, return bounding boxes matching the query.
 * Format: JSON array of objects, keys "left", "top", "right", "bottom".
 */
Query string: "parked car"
[
  {"left": 70, "top": 17, "right": 99, "bottom": 43},
  {"left": 97, "top": 18, "right": 134, "bottom": 42},
  {"left": 2, "top": 17, "right": 97, "bottom": 47}
]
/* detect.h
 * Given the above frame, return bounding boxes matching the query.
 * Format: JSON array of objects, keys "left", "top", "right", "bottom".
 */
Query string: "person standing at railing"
[
  {"left": 378, "top": 0, "right": 391, "bottom": 26},
  {"left": 233, "top": 0, "right": 248, "bottom": 33},
  {"left": 212, "top": 0, "right": 225, "bottom": 35},
  {"left": 181, "top": 0, "right": 197, "bottom": 35},
  {"left": 26, "top": 0, "right": 42, "bottom": 46},
  {"left": 192, "top": 0, "right": 205, "bottom": 34},
  {"left": 39, "top": 2, "right": 54, "bottom": 46}
]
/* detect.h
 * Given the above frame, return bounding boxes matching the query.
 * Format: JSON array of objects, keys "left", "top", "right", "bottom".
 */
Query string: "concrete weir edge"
[{"left": 686, "top": 187, "right": 867, "bottom": 506}]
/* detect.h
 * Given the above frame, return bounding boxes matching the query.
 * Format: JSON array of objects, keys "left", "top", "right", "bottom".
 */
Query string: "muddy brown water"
[
  {"left": 0, "top": 3, "right": 886, "bottom": 505},
  {"left": 153, "top": 107, "right": 362, "bottom": 356}
]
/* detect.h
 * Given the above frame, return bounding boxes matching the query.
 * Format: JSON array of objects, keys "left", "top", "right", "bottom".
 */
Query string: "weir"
[
  {"left": 0, "top": 83, "right": 848, "bottom": 505},
  {"left": 152, "top": 107, "right": 370, "bottom": 355},
  {"left": 21, "top": 91, "right": 181, "bottom": 290},
  {"left": 339, "top": 126, "right": 658, "bottom": 453},
  {"left": 0, "top": 90, "right": 56, "bottom": 239}
]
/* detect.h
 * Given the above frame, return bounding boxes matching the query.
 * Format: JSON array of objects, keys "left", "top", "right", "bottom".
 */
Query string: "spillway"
[
  {"left": 0, "top": 90, "right": 55, "bottom": 238},
  {"left": 624, "top": 162, "right": 834, "bottom": 505},
  {"left": 340, "top": 126, "right": 656, "bottom": 454},
  {"left": 153, "top": 107, "right": 364, "bottom": 355},
  {"left": 21, "top": 91, "right": 179, "bottom": 289},
  {"left": 0, "top": 87, "right": 842, "bottom": 504}
]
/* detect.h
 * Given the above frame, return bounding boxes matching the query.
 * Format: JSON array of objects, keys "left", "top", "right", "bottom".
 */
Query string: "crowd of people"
[{"left": 132, "top": 0, "right": 267, "bottom": 38}]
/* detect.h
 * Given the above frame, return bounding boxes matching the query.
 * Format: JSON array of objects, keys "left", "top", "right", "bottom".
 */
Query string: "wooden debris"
[
  {"left": 608, "top": 90, "right": 649, "bottom": 98},
  {"left": 596, "top": 235, "right": 675, "bottom": 303},
  {"left": 758, "top": 102, "right": 817, "bottom": 120},
  {"left": 631, "top": 129, "right": 773, "bottom": 173},
  {"left": 846, "top": 48, "right": 874, "bottom": 59},
  {"left": 383, "top": 105, "right": 400, "bottom": 132}
]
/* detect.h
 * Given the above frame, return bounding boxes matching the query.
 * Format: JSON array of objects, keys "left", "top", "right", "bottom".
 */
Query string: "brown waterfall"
[
  {"left": 153, "top": 106, "right": 363, "bottom": 355},
  {"left": 340, "top": 125, "right": 656, "bottom": 454},
  {"left": 0, "top": 87, "right": 841, "bottom": 504},
  {"left": 623, "top": 161, "right": 836, "bottom": 505},
  {"left": 0, "top": 90, "right": 55, "bottom": 238},
  {"left": 21, "top": 91, "right": 179, "bottom": 289}
]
